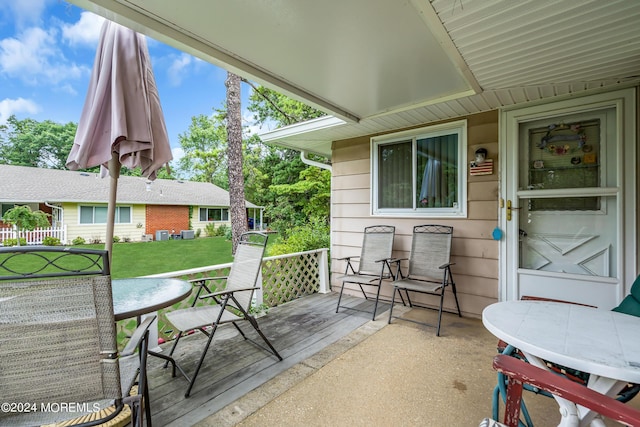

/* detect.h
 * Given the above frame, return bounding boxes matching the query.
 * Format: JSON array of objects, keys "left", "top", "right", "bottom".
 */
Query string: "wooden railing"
[
  {"left": 0, "top": 226, "right": 67, "bottom": 246},
  {"left": 116, "top": 248, "right": 330, "bottom": 347}
]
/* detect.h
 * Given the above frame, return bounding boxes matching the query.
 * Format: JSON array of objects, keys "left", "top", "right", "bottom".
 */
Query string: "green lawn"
[{"left": 79, "top": 237, "right": 234, "bottom": 278}]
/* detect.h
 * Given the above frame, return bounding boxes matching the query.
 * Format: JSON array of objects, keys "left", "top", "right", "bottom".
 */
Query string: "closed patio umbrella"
[{"left": 66, "top": 19, "right": 172, "bottom": 263}]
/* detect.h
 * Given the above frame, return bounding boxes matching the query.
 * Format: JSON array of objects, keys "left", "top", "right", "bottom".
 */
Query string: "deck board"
[{"left": 146, "top": 292, "right": 388, "bottom": 426}]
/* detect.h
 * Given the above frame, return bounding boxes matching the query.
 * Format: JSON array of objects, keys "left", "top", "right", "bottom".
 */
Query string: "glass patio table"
[
  {"left": 112, "top": 277, "right": 192, "bottom": 321},
  {"left": 112, "top": 277, "right": 192, "bottom": 379}
]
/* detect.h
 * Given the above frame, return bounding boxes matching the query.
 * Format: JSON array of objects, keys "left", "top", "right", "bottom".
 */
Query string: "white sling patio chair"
[
  {"left": 335, "top": 225, "right": 396, "bottom": 320},
  {"left": 0, "top": 247, "right": 154, "bottom": 427},
  {"left": 165, "top": 231, "right": 282, "bottom": 397},
  {"left": 388, "top": 224, "right": 461, "bottom": 336}
]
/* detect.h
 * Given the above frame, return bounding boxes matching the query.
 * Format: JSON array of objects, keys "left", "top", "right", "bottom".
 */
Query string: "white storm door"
[{"left": 501, "top": 89, "right": 636, "bottom": 310}]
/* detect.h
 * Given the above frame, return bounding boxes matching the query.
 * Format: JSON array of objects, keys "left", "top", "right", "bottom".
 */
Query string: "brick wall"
[{"left": 145, "top": 205, "right": 190, "bottom": 239}]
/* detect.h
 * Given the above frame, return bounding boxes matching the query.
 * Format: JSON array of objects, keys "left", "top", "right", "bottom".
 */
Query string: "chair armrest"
[
  {"left": 438, "top": 262, "right": 455, "bottom": 269},
  {"left": 121, "top": 315, "right": 156, "bottom": 357},
  {"left": 189, "top": 276, "right": 229, "bottom": 284},
  {"left": 493, "top": 354, "right": 640, "bottom": 427},
  {"left": 338, "top": 256, "right": 360, "bottom": 261},
  {"left": 200, "top": 286, "right": 260, "bottom": 299}
]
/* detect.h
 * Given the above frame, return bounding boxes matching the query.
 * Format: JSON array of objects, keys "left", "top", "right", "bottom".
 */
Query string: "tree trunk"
[{"left": 225, "top": 72, "right": 247, "bottom": 254}]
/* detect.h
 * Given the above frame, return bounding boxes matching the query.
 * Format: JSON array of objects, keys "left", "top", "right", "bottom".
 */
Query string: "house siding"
[
  {"left": 64, "top": 203, "right": 146, "bottom": 244},
  {"left": 331, "top": 110, "right": 499, "bottom": 318}
]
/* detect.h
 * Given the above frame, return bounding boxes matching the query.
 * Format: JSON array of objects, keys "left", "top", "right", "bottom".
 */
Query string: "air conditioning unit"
[
  {"left": 155, "top": 230, "right": 169, "bottom": 241},
  {"left": 181, "top": 230, "right": 195, "bottom": 240}
]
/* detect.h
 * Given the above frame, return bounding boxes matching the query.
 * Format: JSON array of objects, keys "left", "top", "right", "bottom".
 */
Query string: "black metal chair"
[
  {"left": 335, "top": 225, "right": 396, "bottom": 320},
  {"left": 0, "top": 246, "right": 154, "bottom": 427},
  {"left": 388, "top": 224, "right": 461, "bottom": 336},
  {"left": 165, "top": 232, "right": 282, "bottom": 397}
]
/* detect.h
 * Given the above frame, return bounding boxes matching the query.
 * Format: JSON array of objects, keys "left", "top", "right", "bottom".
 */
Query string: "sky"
[{"left": 0, "top": 0, "right": 262, "bottom": 165}]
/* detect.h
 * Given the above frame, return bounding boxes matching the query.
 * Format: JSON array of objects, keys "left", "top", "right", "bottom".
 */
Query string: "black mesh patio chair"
[
  {"left": 0, "top": 247, "right": 154, "bottom": 427},
  {"left": 335, "top": 225, "right": 396, "bottom": 320},
  {"left": 388, "top": 224, "right": 461, "bottom": 336},
  {"left": 165, "top": 232, "right": 282, "bottom": 397}
]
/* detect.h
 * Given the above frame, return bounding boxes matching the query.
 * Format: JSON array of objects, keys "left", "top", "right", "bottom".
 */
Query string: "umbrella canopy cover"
[{"left": 66, "top": 20, "right": 172, "bottom": 178}]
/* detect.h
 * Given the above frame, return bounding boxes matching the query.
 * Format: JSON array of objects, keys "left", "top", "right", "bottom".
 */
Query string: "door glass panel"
[
  {"left": 519, "top": 195, "right": 617, "bottom": 277},
  {"left": 523, "top": 118, "right": 602, "bottom": 210}
]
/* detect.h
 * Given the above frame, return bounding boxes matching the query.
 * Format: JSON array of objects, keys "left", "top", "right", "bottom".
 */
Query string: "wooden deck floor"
[{"left": 146, "top": 292, "right": 387, "bottom": 426}]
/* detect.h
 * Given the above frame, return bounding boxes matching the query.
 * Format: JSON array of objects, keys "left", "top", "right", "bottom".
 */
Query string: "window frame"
[
  {"left": 78, "top": 205, "right": 132, "bottom": 225},
  {"left": 199, "top": 207, "right": 230, "bottom": 222},
  {"left": 371, "top": 120, "right": 468, "bottom": 218}
]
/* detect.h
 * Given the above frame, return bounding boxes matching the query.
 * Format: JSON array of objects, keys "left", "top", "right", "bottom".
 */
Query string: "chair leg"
[
  {"left": 247, "top": 316, "right": 283, "bottom": 360},
  {"left": 335, "top": 281, "right": 346, "bottom": 313},
  {"left": 371, "top": 282, "right": 383, "bottom": 320},
  {"left": 436, "top": 287, "right": 445, "bottom": 336},
  {"left": 185, "top": 324, "right": 219, "bottom": 398},
  {"left": 388, "top": 287, "right": 397, "bottom": 324},
  {"left": 448, "top": 267, "right": 462, "bottom": 317},
  {"left": 163, "top": 331, "right": 183, "bottom": 372}
]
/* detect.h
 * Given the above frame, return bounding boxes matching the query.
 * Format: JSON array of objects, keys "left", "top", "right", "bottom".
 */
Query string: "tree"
[
  {"left": 175, "top": 113, "right": 228, "bottom": 185},
  {"left": 246, "top": 84, "right": 331, "bottom": 237},
  {"left": 0, "top": 115, "right": 77, "bottom": 168},
  {"left": 2, "top": 205, "right": 50, "bottom": 246},
  {"left": 226, "top": 72, "right": 247, "bottom": 253}
]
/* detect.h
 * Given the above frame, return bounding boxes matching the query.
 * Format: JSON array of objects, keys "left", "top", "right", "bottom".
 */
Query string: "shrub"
[
  {"left": 267, "top": 217, "right": 330, "bottom": 256},
  {"left": 113, "top": 236, "right": 121, "bottom": 243},
  {"left": 2, "top": 238, "right": 26, "bottom": 247},
  {"left": 42, "top": 236, "right": 61, "bottom": 246},
  {"left": 223, "top": 226, "right": 233, "bottom": 240},
  {"left": 204, "top": 223, "right": 216, "bottom": 237},
  {"left": 216, "top": 224, "right": 229, "bottom": 237},
  {"left": 72, "top": 236, "right": 86, "bottom": 245},
  {"left": 195, "top": 228, "right": 202, "bottom": 238}
]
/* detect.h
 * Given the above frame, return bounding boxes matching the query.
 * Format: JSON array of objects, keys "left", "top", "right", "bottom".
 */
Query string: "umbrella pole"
[{"left": 106, "top": 154, "right": 121, "bottom": 266}]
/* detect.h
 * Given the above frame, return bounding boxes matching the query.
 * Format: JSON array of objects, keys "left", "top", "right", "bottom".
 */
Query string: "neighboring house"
[
  {"left": 0, "top": 165, "right": 263, "bottom": 244},
  {"left": 64, "top": 1, "right": 640, "bottom": 317}
]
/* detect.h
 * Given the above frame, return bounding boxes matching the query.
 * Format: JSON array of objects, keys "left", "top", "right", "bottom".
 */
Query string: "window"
[
  {"left": 371, "top": 120, "right": 467, "bottom": 217},
  {"left": 79, "top": 206, "right": 131, "bottom": 224},
  {"left": 199, "top": 207, "right": 229, "bottom": 222}
]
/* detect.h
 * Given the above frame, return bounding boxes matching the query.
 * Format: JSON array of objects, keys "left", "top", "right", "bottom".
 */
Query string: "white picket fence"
[{"left": 0, "top": 226, "right": 67, "bottom": 246}]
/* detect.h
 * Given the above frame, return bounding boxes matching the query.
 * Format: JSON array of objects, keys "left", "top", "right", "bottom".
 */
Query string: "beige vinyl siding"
[
  {"left": 331, "top": 110, "right": 499, "bottom": 318},
  {"left": 63, "top": 203, "right": 146, "bottom": 244}
]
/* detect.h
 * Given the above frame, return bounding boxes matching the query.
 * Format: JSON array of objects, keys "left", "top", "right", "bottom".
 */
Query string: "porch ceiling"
[{"left": 68, "top": 0, "right": 640, "bottom": 157}]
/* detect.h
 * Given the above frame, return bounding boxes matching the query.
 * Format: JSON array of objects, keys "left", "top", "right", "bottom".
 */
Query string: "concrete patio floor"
[{"left": 192, "top": 305, "right": 640, "bottom": 427}]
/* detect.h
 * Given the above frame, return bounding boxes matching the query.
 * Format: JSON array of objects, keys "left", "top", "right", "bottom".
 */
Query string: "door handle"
[{"left": 506, "top": 200, "right": 521, "bottom": 221}]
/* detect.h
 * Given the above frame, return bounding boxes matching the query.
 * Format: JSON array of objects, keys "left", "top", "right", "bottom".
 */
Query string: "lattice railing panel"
[{"left": 262, "top": 251, "right": 322, "bottom": 306}]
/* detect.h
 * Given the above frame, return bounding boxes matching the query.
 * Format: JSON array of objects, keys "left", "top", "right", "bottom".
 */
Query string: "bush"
[
  {"left": 204, "top": 223, "right": 216, "bottom": 237},
  {"left": 113, "top": 236, "right": 121, "bottom": 243},
  {"left": 42, "top": 236, "right": 61, "bottom": 246},
  {"left": 195, "top": 228, "right": 202, "bottom": 238},
  {"left": 2, "top": 238, "right": 27, "bottom": 247},
  {"left": 72, "top": 236, "right": 86, "bottom": 245},
  {"left": 267, "top": 217, "right": 329, "bottom": 256},
  {"left": 223, "top": 226, "right": 233, "bottom": 240},
  {"left": 216, "top": 224, "right": 229, "bottom": 237}
]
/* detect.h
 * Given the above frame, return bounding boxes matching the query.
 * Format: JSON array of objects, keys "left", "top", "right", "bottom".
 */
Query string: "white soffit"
[{"left": 68, "top": 0, "right": 478, "bottom": 124}]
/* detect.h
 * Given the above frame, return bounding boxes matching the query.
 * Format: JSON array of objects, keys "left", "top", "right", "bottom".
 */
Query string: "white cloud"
[
  {"left": 167, "top": 53, "right": 192, "bottom": 86},
  {"left": 171, "top": 146, "right": 184, "bottom": 165},
  {"left": 0, "top": 0, "right": 49, "bottom": 30},
  {"left": 0, "top": 97, "right": 40, "bottom": 124},
  {"left": 0, "top": 26, "right": 88, "bottom": 85},
  {"left": 61, "top": 12, "right": 104, "bottom": 47}
]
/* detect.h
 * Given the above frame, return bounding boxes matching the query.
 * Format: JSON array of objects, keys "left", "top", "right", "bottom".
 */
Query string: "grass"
[{"left": 79, "top": 237, "right": 234, "bottom": 278}]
